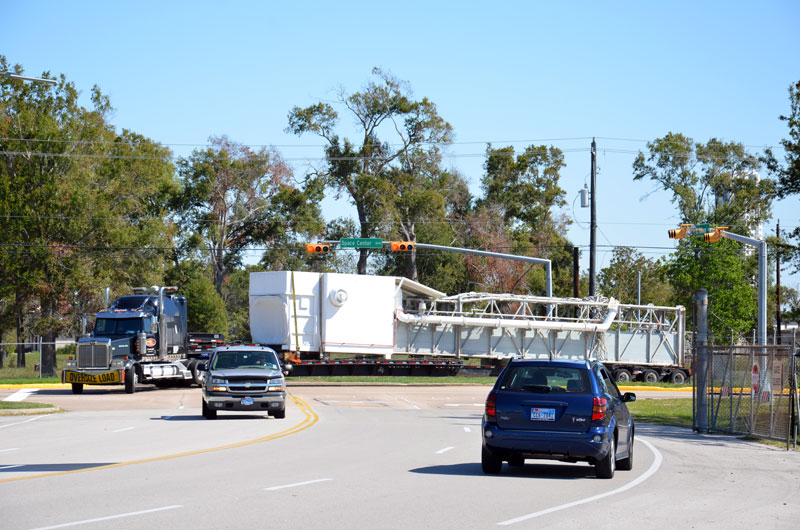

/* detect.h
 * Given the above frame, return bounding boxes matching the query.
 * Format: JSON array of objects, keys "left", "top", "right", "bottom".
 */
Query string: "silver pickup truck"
[{"left": 200, "top": 345, "right": 287, "bottom": 419}]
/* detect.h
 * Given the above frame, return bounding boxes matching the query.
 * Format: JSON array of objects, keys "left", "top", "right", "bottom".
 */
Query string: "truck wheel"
[
  {"left": 272, "top": 408, "right": 286, "bottom": 419},
  {"left": 670, "top": 370, "right": 687, "bottom": 384},
  {"left": 642, "top": 369, "right": 659, "bottom": 383},
  {"left": 190, "top": 361, "right": 204, "bottom": 386},
  {"left": 71, "top": 383, "right": 84, "bottom": 394},
  {"left": 202, "top": 399, "right": 217, "bottom": 419},
  {"left": 124, "top": 366, "right": 137, "bottom": 394},
  {"left": 613, "top": 369, "right": 632, "bottom": 383}
]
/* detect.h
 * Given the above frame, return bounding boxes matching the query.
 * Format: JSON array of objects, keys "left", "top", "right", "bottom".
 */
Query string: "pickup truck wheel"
[
  {"left": 71, "top": 383, "right": 84, "bottom": 394},
  {"left": 272, "top": 408, "right": 286, "bottom": 419},
  {"left": 669, "top": 370, "right": 687, "bottom": 384},
  {"left": 202, "top": 399, "right": 217, "bottom": 419},
  {"left": 124, "top": 367, "right": 137, "bottom": 394}
]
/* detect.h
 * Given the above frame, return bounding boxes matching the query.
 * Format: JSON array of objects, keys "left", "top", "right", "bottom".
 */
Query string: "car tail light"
[
  {"left": 485, "top": 392, "right": 497, "bottom": 421},
  {"left": 592, "top": 397, "right": 608, "bottom": 421}
]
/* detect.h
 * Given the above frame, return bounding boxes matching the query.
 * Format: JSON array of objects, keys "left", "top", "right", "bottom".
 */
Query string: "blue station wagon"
[{"left": 482, "top": 359, "right": 635, "bottom": 478}]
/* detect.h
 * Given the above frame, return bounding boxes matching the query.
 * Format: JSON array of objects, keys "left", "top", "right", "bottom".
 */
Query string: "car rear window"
[{"left": 500, "top": 365, "right": 591, "bottom": 394}]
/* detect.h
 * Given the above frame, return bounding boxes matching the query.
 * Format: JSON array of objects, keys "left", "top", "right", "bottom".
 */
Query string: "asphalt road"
[{"left": 1, "top": 385, "right": 798, "bottom": 529}]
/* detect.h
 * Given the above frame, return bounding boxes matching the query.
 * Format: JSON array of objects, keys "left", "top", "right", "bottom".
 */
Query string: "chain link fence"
[{"left": 693, "top": 342, "right": 799, "bottom": 448}]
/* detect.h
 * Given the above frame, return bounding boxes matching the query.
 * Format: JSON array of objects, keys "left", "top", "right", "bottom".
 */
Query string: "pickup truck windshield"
[
  {"left": 94, "top": 317, "right": 150, "bottom": 336},
  {"left": 212, "top": 351, "right": 279, "bottom": 370}
]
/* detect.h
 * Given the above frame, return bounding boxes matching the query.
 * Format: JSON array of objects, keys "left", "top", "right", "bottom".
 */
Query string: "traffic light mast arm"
[{"left": 411, "top": 242, "right": 552, "bottom": 298}]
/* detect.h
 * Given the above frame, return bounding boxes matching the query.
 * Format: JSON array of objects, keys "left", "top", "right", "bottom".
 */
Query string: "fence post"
[{"left": 694, "top": 289, "right": 709, "bottom": 433}]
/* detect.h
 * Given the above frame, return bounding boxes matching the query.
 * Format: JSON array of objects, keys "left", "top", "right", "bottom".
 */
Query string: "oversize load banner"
[{"left": 64, "top": 370, "right": 121, "bottom": 384}]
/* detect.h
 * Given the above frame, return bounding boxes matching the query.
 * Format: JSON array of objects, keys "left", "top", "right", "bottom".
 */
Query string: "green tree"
[
  {"left": 0, "top": 57, "right": 176, "bottom": 376},
  {"left": 764, "top": 80, "right": 800, "bottom": 273},
  {"left": 182, "top": 275, "right": 229, "bottom": 334},
  {"left": 287, "top": 67, "right": 453, "bottom": 275},
  {"left": 175, "top": 135, "right": 323, "bottom": 295},
  {"left": 633, "top": 133, "right": 774, "bottom": 337},
  {"left": 598, "top": 247, "right": 672, "bottom": 305}
]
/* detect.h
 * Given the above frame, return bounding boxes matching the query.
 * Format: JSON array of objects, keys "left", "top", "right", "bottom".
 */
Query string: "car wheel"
[
  {"left": 613, "top": 369, "right": 632, "bottom": 383},
  {"left": 202, "top": 399, "right": 217, "bottom": 419},
  {"left": 71, "top": 383, "right": 84, "bottom": 394},
  {"left": 272, "top": 408, "right": 286, "bottom": 419},
  {"left": 507, "top": 454, "right": 524, "bottom": 467},
  {"left": 596, "top": 436, "right": 616, "bottom": 479},
  {"left": 124, "top": 366, "right": 137, "bottom": 394},
  {"left": 670, "top": 370, "right": 687, "bottom": 384},
  {"left": 642, "top": 369, "right": 659, "bottom": 383},
  {"left": 617, "top": 430, "right": 634, "bottom": 471},
  {"left": 481, "top": 445, "right": 502, "bottom": 474}
]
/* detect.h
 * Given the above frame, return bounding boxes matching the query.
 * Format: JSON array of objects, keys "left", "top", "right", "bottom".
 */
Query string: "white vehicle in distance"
[{"left": 200, "top": 345, "right": 288, "bottom": 419}]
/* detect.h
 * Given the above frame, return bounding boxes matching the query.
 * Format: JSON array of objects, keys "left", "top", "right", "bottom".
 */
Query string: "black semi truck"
[{"left": 62, "top": 286, "right": 223, "bottom": 393}]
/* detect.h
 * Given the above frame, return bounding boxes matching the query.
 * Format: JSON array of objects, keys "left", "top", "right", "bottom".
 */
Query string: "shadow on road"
[
  {"left": 0, "top": 462, "right": 116, "bottom": 473},
  {"left": 410, "top": 461, "right": 596, "bottom": 479}
]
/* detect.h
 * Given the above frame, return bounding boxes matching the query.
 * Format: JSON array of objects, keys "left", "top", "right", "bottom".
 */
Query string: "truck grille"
[
  {"left": 77, "top": 343, "right": 110, "bottom": 368},
  {"left": 226, "top": 376, "right": 272, "bottom": 394}
]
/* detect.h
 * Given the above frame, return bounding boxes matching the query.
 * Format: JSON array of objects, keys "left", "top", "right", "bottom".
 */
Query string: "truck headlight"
[
  {"left": 211, "top": 378, "right": 227, "bottom": 385},
  {"left": 267, "top": 379, "right": 285, "bottom": 392},
  {"left": 111, "top": 358, "right": 125, "bottom": 369}
]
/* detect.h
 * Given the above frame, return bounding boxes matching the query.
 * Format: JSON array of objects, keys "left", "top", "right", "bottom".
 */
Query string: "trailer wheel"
[
  {"left": 669, "top": 370, "right": 687, "bottom": 384},
  {"left": 124, "top": 366, "right": 137, "bottom": 394},
  {"left": 642, "top": 369, "right": 660, "bottom": 383},
  {"left": 71, "top": 383, "right": 84, "bottom": 394},
  {"left": 613, "top": 369, "right": 632, "bottom": 383}
]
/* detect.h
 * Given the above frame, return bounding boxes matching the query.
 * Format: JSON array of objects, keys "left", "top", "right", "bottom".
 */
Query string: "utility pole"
[
  {"left": 589, "top": 138, "right": 597, "bottom": 296},
  {"left": 777, "top": 222, "right": 782, "bottom": 345}
]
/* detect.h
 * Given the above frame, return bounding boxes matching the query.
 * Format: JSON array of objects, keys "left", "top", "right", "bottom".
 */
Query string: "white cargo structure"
[{"left": 249, "top": 271, "right": 688, "bottom": 382}]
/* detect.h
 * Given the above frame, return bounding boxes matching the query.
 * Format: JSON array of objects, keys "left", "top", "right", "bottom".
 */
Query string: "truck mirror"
[{"left": 283, "top": 363, "right": 293, "bottom": 375}]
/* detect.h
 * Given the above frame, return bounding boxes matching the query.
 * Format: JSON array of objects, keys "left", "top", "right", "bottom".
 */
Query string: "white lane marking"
[
  {"left": 3, "top": 389, "right": 39, "bottom": 402},
  {"left": 28, "top": 505, "right": 183, "bottom": 530},
  {"left": 497, "top": 438, "right": 664, "bottom": 525},
  {"left": 444, "top": 403, "right": 484, "bottom": 407},
  {"left": 0, "top": 448, "right": 20, "bottom": 453},
  {"left": 265, "top": 478, "right": 332, "bottom": 491},
  {"left": 0, "top": 416, "right": 44, "bottom": 429},
  {"left": 113, "top": 427, "right": 135, "bottom": 433},
  {"left": 0, "top": 464, "right": 23, "bottom": 470},
  {"left": 436, "top": 446, "right": 455, "bottom": 454},
  {"left": 399, "top": 396, "right": 421, "bottom": 410},
  {"left": 464, "top": 427, "right": 472, "bottom": 433}
]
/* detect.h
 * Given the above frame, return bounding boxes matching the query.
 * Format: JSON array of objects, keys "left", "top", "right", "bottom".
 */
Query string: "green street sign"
[
  {"left": 340, "top": 238, "right": 383, "bottom": 249},
  {"left": 695, "top": 223, "right": 711, "bottom": 234}
]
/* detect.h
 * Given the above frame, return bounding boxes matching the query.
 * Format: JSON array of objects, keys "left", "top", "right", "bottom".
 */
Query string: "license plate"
[
  {"left": 530, "top": 407, "right": 556, "bottom": 421},
  {"left": 241, "top": 397, "right": 254, "bottom": 406},
  {"left": 64, "top": 370, "right": 121, "bottom": 385}
]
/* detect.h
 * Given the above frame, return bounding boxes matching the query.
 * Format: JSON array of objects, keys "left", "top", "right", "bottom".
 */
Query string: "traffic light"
[
  {"left": 306, "top": 243, "right": 330, "bottom": 253},
  {"left": 390, "top": 241, "right": 415, "bottom": 251},
  {"left": 668, "top": 224, "right": 692, "bottom": 239},
  {"left": 703, "top": 227, "right": 727, "bottom": 243}
]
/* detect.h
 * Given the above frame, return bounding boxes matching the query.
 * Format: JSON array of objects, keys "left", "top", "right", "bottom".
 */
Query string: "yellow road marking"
[{"left": 0, "top": 395, "right": 318, "bottom": 484}]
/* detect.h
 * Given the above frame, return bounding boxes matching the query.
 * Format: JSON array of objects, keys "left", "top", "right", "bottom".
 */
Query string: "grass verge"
[
  {"left": 626, "top": 398, "right": 694, "bottom": 428},
  {"left": 0, "top": 401, "right": 55, "bottom": 410}
]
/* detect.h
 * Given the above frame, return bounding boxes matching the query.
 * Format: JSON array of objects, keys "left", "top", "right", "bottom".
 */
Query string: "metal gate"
[{"left": 694, "top": 343, "right": 798, "bottom": 446}]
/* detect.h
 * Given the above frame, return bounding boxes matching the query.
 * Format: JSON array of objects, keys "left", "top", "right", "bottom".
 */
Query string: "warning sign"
[{"left": 751, "top": 364, "right": 759, "bottom": 394}]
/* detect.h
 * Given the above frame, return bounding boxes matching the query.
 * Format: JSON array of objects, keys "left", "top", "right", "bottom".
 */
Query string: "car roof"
[
  {"left": 213, "top": 345, "right": 276, "bottom": 354},
  {"left": 507, "top": 358, "right": 595, "bottom": 369}
]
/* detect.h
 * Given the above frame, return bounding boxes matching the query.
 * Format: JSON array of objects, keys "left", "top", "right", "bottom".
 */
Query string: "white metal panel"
[
  {"left": 320, "top": 273, "right": 395, "bottom": 355},
  {"left": 249, "top": 271, "right": 321, "bottom": 352}
]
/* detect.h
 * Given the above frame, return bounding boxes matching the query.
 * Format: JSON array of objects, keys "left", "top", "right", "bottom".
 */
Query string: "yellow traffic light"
[
  {"left": 668, "top": 224, "right": 692, "bottom": 239},
  {"left": 703, "top": 227, "right": 728, "bottom": 243},
  {"left": 390, "top": 241, "right": 415, "bottom": 251},
  {"left": 306, "top": 243, "right": 330, "bottom": 253}
]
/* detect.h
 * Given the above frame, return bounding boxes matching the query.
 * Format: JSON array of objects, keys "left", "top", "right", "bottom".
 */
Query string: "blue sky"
[{"left": 2, "top": 0, "right": 799, "bottom": 290}]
